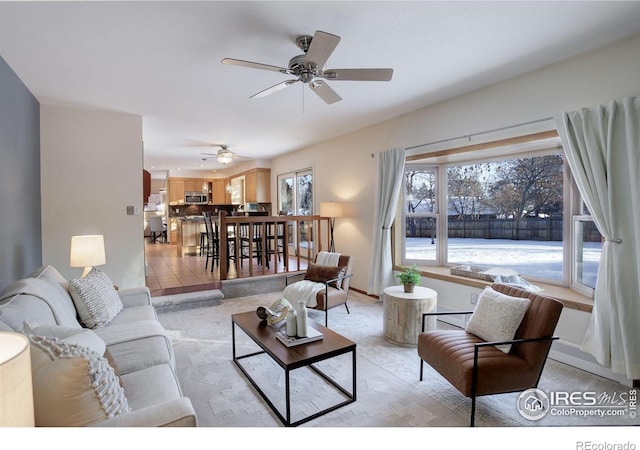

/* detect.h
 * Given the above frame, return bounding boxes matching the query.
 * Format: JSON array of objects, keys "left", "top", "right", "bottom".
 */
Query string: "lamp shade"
[
  {"left": 320, "top": 201, "right": 343, "bottom": 218},
  {"left": 0, "top": 332, "right": 34, "bottom": 426},
  {"left": 70, "top": 235, "right": 106, "bottom": 268}
]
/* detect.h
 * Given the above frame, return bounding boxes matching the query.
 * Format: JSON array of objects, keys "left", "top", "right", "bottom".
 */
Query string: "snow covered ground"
[{"left": 405, "top": 237, "right": 600, "bottom": 286}]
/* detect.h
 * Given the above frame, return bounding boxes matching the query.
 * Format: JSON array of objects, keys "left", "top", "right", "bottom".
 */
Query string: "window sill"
[{"left": 401, "top": 265, "right": 593, "bottom": 313}]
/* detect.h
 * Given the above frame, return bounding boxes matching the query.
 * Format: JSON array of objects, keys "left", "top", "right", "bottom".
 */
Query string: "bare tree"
[
  {"left": 447, "top": 164, "right": 490, "bottom": 219},
  {"left": 488, "top": 154, "right": 564, "bottom": 238}
]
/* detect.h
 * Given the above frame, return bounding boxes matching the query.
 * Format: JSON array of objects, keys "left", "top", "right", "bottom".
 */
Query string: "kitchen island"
[{"left": 176, "top": 216, "right": 206, "bottom": 256}]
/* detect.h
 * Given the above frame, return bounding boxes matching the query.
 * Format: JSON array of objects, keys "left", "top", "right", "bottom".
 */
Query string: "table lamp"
[
  {"left": 70, "top": 234, "right": 106, "bottom": 278},
  {"left": 0, "top": 331, "right": 34, "bottom": 426},
  {"left": 320, "top": 201, "right": 343, "bottom": 252}
]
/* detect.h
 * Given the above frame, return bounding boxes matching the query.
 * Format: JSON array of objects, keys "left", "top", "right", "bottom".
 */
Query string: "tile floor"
[{"left": 144, "top": 239, "right": 308, "bottom": 297}]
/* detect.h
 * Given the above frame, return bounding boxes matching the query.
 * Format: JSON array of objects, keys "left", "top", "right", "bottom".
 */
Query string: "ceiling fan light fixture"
[{"left": 217, "top": 149, "right": 234, "bottom": 165}]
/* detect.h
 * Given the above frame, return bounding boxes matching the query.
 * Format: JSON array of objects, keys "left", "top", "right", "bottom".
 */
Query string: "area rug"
[{"left": 157, "top": 289, "right": 639, "bottom": 428}]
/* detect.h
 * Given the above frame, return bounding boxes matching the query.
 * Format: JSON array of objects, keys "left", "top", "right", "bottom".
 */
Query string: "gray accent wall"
[{"left": 0, "top": 55, "right": 41, "bottom": 290}]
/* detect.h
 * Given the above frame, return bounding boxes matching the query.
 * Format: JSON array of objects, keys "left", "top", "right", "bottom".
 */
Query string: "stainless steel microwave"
[{"left": 185, "top": 192, "right": 207, "bottom": 204}]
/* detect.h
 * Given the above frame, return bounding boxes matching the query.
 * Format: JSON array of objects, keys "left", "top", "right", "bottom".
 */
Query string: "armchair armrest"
[
  {"left": 421, "top": 310, "right": 474, "bottom": 331},
  {"left": 118, "top": 286, "right": 152, "bottom": 308},
  {"left": 323, "top": 273, "right": 353, "bottom": 289},
  {"left": 89, "top": 397, "right": 197, "bottom": 427}
]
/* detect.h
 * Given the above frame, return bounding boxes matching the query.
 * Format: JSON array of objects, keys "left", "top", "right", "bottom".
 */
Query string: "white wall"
[
  {"left": 270, "top": 32, "right": 640, "bottom": 381},
  {"left": 40, "top": 105, "right": 145, "bottom": 288}
]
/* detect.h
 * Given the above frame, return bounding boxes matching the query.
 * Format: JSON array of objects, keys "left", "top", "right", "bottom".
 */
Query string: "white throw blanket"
[
  {"left": 282, "top": 280, "right": 325, "bottom": 308},
  {"left": 282, "top": 251, "right": 341, "bottom": 308},
  {"left": 316, "top": 251, "right": 341, "bottom": 266}
]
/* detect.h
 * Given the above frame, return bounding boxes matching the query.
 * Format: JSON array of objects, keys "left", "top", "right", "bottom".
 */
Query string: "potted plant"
[{"left": 395, "top": 264, "right": 421, "bottom": 293}]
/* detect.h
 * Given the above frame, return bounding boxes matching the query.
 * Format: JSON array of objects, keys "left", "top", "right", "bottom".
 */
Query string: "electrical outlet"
[{"left": 470, "top": 293, "right": 479, "bottom": 305}]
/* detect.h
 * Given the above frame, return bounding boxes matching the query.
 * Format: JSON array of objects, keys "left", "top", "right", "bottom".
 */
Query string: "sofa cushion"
[
  {"left": 69, "top": 268, "right": 123, "bottom": 329},
  {"left": 23, "top": 321, "right": 106, "bottom": 355},
  {"left": 120, "top": 364, "right": 184, "bottom": 412},
  {"left": 93, "top": 320, "right": 175, "bottom": 374},
  {"left": 465, "top": 286, "right": 530, "bottom": 353},
  {"left": 0, "top": 276, "right": 82, "bottom": 329},
  {"left": 28, "top": 334, "right": 130, "bottom": 426},
  {"left": 107, "top": 305, "right": 158, "bottom": 326},
  {"left": 34, "top": 266, "right": 83, "bottom": 327}
]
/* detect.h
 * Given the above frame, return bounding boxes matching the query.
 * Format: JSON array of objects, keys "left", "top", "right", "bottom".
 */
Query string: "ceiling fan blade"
[
  {"left": 221, "top": 58, "right": 288, "bottom": 74},
  {"left": 250, "top": 79, "right": 298, "bottom": 99},
  {"left": 309, "top": 80, "right": 341, "bottom": 104},
  {"left": 322, "top": 68, "right": 394, "bottom": 81},
  {"left": 304, "top": 31, "right": 340, "bottom": 68}
]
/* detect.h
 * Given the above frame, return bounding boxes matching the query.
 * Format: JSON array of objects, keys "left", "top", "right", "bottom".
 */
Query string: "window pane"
[
  {"left": 278, "top": 176, "right": 293, "bottom": 214},
  {"left": 405, "top": 169, "right": 437, "bottom": 214},
  {"left": 404, "top": 217, "right": 437, "bottom": 261},
  {"left": 446, "top": 153, "right": 564, "bottom": 282},
  {"left": 297, "top": 172, "right": 313, "bottom": 216},
  {"left": 575, "top": 220, "right": 602, "bottom": 289}
]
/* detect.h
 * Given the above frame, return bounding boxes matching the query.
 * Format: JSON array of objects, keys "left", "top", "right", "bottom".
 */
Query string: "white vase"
[
  {"left": 296, "top": 301, "right": 308, "bottom": 337},
  {"left": 286, "top": 309, "right": 297, "bottom": 337}
]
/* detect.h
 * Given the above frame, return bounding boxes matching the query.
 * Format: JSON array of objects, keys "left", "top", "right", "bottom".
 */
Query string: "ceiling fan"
[
  {"left": 200, "top": 145, "right": 237, "bottom": 165},
  {"left": 221, "top": 30, "right": 393, "bottom": 104}
]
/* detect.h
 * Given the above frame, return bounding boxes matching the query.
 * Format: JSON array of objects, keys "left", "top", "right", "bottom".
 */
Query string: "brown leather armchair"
[
  {"left": 285, "top": 254, "right": 353, "bottom": 327},
  {"left": 417, "top": 283, "right": 563, "bottom": 426}
]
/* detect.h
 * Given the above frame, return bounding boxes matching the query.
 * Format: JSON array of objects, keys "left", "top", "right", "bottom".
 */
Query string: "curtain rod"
[{"left": 405, "top": 116, "right": 554, "bottom": 151}]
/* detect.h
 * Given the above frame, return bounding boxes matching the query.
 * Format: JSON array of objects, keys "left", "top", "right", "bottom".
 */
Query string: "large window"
[{"left": 400, "top": 144, "right": 601, "bottom": 290}]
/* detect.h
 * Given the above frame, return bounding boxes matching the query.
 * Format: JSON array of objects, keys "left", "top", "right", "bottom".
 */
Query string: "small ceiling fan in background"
[
  {"left": 199, "top": 144, "right": 241, "bottom": 165},
  {"left": 222, "top": 30, "right": 393, "bottom": 104}
]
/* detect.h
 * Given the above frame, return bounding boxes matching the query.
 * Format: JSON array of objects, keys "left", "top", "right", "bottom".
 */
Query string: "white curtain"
[
  {"left": 554, "top": 97, "right": 640, "bottom": 379},
  {"left": 367, "top": 148, "right": 406, "bottom": 296}
]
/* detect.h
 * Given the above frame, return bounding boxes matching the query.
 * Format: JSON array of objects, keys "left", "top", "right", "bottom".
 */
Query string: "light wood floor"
[{"left": 144, "top": 239, "right": 308, "bottom": 297}]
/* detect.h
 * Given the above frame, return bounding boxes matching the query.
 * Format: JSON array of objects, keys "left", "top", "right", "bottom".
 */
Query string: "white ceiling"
[{"left": 2, "top": 1, "right": 640, "bottom": 178}]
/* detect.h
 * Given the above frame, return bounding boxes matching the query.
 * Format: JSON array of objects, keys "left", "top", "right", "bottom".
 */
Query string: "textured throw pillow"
[
  {"left": 304, "top": 264, "right": 346, "bottom": 289},
  {"left": 28, "top": 334, "right": 130, "bottom": 426},
  {"left": 23, "top": 321, "right": 106, "bottom": 355},
  {"left": 465, "top": 286, "right": 531, "bottom": 353},
  {"left": 69, "top": 268, "right": 123, "bottom": 328}
]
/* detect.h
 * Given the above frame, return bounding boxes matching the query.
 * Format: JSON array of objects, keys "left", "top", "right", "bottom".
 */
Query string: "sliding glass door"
[{"left": 278, "top": 169, "right": 313, "bottom": 254}]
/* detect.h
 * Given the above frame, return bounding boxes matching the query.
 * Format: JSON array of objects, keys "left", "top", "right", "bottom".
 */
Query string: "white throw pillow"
[
  {"left": 69, "top": 268, "right": 123, "bottom": 329},
  {"left": 23, "top": 321, "right": 106, "bottom": 355},
  {"left": 28, "top": 334, "right": 130, "bottom": 426},
  {"left": 465, "top": 286, "right": 530, "bottom": 353}
]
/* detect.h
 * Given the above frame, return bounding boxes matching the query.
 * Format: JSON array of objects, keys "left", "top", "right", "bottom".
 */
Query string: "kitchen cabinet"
[
  {"left": 168, "top": 179, "right": 184, "bottom": 205},
  {"left": 245, "top": 168, "right": 270, "bottom": 203},
  {"left": 184, "top": 180, "right": 202, "bottom": 193},
  {"left": 212, "top": 179, "right": 228, "bottom": 204}
]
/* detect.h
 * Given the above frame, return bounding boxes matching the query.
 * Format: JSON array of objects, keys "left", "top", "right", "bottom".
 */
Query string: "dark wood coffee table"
[{"left": 231, "top": 311, "right": 356, "bottom": 427}]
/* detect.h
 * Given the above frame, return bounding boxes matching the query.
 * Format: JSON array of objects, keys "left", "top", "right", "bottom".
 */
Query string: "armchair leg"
[
  {"left": 419, "top": 359, "right": 424, "bottom": 381},
  {"left": 344, "top": 302, "right": 350, "bottom": 314},
  {"left": 470, "top": 396, "right": 476, "bottom": 427}
]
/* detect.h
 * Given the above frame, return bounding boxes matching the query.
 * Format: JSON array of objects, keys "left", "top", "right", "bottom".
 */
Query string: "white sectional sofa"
[{"left": 0, "top": 265, "right": 196, "bottom": 427}]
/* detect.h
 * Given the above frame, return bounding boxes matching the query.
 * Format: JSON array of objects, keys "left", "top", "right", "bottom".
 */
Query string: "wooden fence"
[{"left": 406, "top": 216, "right": 600, "bottom": 242}]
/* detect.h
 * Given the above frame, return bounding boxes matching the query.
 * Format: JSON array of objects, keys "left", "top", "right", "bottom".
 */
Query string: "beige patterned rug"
[{"left": 157, "top": 289, "right": 639, "bottom": 429}]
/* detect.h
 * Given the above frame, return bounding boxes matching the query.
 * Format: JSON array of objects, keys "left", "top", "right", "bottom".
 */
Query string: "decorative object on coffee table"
[
  {"left": 256, "top": 298, "right": 293, "bottom": 326},
  {"left": 395, "top": 264, "right": 421, "bottom": 293}
]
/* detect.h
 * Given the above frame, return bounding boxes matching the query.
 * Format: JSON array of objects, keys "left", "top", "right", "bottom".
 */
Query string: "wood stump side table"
[{"left": 383, "top": 285, "right": 437, "bottom": 346}]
